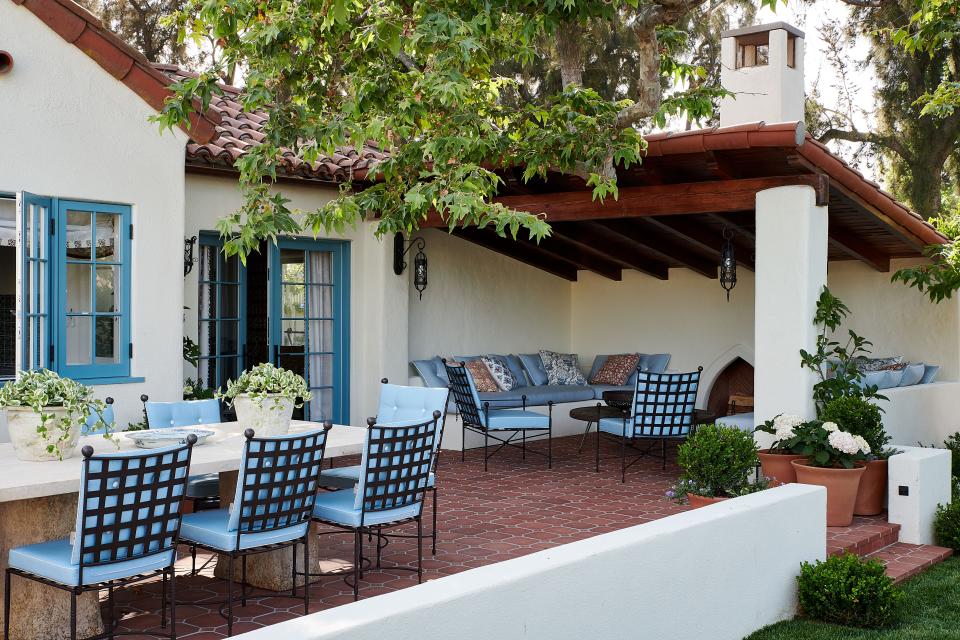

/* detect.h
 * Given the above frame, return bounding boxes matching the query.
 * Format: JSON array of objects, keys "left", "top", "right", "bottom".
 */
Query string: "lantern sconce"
[
  {"left": 720, "top": 227, "right": 737, "bottom": 301},
  {"left": 393, "top": 232, "right": 428, "bottom": 299},
  {"left": 184, "top": 235, "right": 198, "bottom": 276}
]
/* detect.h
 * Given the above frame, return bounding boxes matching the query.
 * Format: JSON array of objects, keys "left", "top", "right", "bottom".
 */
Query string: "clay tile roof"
[
  {"left": 10, "top": 0, "right": 220, "bottom": 143},
  {"left": 158, "top": 66, "right": 386, "bottom": 183}
]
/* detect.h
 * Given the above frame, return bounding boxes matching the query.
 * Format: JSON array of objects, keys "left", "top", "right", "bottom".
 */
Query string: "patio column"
[{"left": 753, "top": 185, "right": 828, "bottom": 439}]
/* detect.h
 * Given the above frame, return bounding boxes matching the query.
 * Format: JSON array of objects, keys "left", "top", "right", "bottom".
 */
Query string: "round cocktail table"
[{"left": 569, "top": 405, "right": 626, "bottom": 472}]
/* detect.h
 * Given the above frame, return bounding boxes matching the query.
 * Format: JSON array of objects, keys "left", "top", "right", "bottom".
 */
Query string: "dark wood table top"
[{"left": 569, "top": 405, "right": 627, "bottom": 422}]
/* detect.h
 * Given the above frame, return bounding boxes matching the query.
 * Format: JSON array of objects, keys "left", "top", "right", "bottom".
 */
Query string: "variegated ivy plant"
[
  {"left": 0, "top": 369, "right": 115, "bottom": 460},
  {"left": 219, "top": 363, "right": 311, "bottom": 409}
]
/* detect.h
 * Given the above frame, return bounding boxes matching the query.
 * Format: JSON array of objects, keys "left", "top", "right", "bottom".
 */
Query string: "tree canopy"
[{"left": 158, "top": 0, "right": 777, "bottom": 259}]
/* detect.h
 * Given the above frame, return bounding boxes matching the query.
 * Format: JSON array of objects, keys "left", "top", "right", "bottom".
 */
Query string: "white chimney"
[{"left": 719, "top": 22, "right": 805, "bottom": 127}]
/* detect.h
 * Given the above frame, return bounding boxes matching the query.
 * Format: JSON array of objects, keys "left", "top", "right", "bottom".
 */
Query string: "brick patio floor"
[{"left": 101, "top": 434, "right": 949, "bottom": 638}]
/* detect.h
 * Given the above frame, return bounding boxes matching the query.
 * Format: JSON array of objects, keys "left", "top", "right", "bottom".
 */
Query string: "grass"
[{"left": 746, "top": 557, "right": 960, "bottom": 640}]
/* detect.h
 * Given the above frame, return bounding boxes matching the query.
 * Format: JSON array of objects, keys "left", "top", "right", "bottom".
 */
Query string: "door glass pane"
[
  {"left": 221, "top": 356, "right": 240, "bottom": 386},
  {"left": 65, "top": 210, "right": 93, "bottom": 260},
  {"left": 200, "top": 245, "right": 218, "bottom": 282},
  {"left": 96, "top": 213, "right": 120, "bottom": 262},
  {"left": 95, "top": 316, "right": 119, "bottom": 363},
  {"left": 199, "top": 320, "right": 217, "bottom": 361},
  {"left": 221, "top": 283, "right": 239, "bottom": 319},
  {"left": 223, "top": 253, "right": 240, "bottom": 282},
  {"left": 307, "top": 320, "right": 334, "bottom": 350},
  {"left": 308, "top": 354, "right": 333, "bottom": 386},
  {"left": 280, "top": 319, "right": 305, "bottom": 347},
  {"left": 221, "top": 320, "right": 239, "bottom": 355},
  {"left": 66, "top": 263, "right": 92, "bottom": 312},
  {"left": 67, "top": 316, "right": 92, "bottom": 364},
  {"left": 310, "top": 388, "right": 333, "bottom": 422},
  {"left": 0, "top": 199, "right": 14, "bottom": 377},
  {"left": 307, "top": 286, "right": 333, "bottom": 317},
  {"left": 280, "top": 250, "right": 305, "bottom": 282},
  {"left": 95, "top": 265, "right": 118, "bottom": 312},
  {"left": 282, "top": 284, "right": 305, "bottom": 318},
  {"left": 199, "top": 358, "right": 215, "bottom": 390}
]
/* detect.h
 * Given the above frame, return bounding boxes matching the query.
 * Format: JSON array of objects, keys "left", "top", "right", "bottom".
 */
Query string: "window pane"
[
  {"left": 309, "top": 388, "right": 333, "bottom": 422},
  {"left": 66, "top": 263, "right": 92, "bottom": 312},
  {"left": 67, "top": 316, "right": 92, "bottom": 365},
  {"left": 307, "top": 285, "right": 333, "bottom": 317},
  {"left": 65, "top": 210, "right": 93, "bottom": 261},
  {"left": 280, "top": 250, "right": 305, "bottom": 282},
  {"left": 221, "top": 283, "right": 239, "bottom": 318},
  {"left": 200, "top": 281, "right": 217, "bottom": 320},
  {"left": 223, "top": 253, "right": 240, "bottom": 282},
  {"left": 221, "top": 320, "right": 239, "bottom": 355},
  {"left": 96, "top": 213, "right": 120, "bottom": 262},
  {"left": 280, "top": 319, "right": 305, "bottom": 347},
  {"left": 198, "top": 357, "right": 215, "bottom": 390},
  {"left": 200, "top": 245, "right": 218, "bottom": 282},
  {"left": 307, "top": 354, "right": 333, "bottom": 387},
  {"left": 199, "top": 320, "right": 217, "bottom": 361},
  {"left": 95, "top": 265, "right": 118, "bottom": 312},
  {"left": 221, "top": 356, "right": 240, "bottom": 387},
  {"left": 307, "top": 319, "right": 334, "bottom": 351},
  {"left": 95, "top": 316, "right": 119, "bottom": 363},
  {"left": 282, "top": 284, "right": 305, "bottom": 318}
]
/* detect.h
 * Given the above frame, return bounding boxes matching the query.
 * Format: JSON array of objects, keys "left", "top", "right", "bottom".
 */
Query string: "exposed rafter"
[
  {"left": 594, "top": 220, "right": 718, "bottom": 279},
  {"left": 452, "top": 228, "right": 579, "bottom": 281},
  {"left": 550, "top": 223, "right": 670, "bottom": 280}
]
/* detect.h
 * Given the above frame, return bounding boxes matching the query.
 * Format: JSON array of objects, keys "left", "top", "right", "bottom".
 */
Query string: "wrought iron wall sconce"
[
  {"left": 720, "top": 227, "right": 737, "bottom": 301},
  {"left": 393, "top": 232, "right": 428, "bottom": 299},
  {"left": 184, "top": 235, "right": 198, "bottom": 276}
]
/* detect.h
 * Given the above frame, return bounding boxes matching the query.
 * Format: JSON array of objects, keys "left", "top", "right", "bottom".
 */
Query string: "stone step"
[
  {"left": 827, "top": 515, "right": 901, "bottom": 557},
  {"left": 866, "top": 542, "right": 954, "bottom": 583}
]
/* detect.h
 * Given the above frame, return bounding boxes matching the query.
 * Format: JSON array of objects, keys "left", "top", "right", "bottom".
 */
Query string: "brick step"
[
  {"left": 866, "top": 542, "right": 954, "bottom": 583},
  {"left": 827, "top": 515, "right": 901, "bottom": 557}
]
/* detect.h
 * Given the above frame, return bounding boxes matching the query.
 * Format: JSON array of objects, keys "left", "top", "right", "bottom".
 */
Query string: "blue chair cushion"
[
  {"left": 9, "top": 538, "right": 173, "bottom": 587},
  {"left": 320, "top": 465, "right": 435, "bottom": 487},
  {"left": 145, "top": 399, "right": 221, "bottom": 429},
  {"left": 485, "top": 409, "right": 550, "bottom": 430},
  {"left": 411, "top": 358, "right": 446, "bottom": 388},
  {"left": 187, "top": 474, "right": 220, "bottom": 500},
  {"left": 861, "top": 369, "right": 903, "bottom": 390},
  {"left": 179, "top": 509, "right": 309, "bottom": 552},
  {"left": 377, "top": 384, "right": 448, "bottom": 424},
  {"left": 312, "top": 489, "right": 422, "bottom": 527},
  {"left": 518, "top": 354, "right": 549, "bottom": 386},
  {"left": 598, "top": 416, "right": 691, "bottom": 438},
  {"left": 899, "top": 362, "right": 925, "bottom": 387},
  {"left": 638, "top": 354, "right": 671, "bottom": 374}
]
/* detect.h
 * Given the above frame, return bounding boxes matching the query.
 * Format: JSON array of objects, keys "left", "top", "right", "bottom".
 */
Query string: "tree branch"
[{"left": 819, "top": 128, "right": 911, "bottom": 162}]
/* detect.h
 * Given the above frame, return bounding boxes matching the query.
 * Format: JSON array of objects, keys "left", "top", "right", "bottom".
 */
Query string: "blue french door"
[
  {"left": 268, "top": 238, "right": 350, "bottom": 423},
  {"left": 15, "top": 192, "right": 52, "bottom": 372}
]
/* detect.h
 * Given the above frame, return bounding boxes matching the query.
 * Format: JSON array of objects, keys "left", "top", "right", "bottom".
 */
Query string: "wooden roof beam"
[
  {"left": 828, "top": 225, "right": 892, "bottom": 272},
  {"left": 535, "top": 234, "right": 624, "bottom": 281},
  {"left": 550, "top": 223, "right": 670, "bottom": 280},
  {"left": 646, "top": 216, "right": 755, "bottom": 271},
  {"left": 452, "top": 228, "right": 579, "bottom": 281},
  {"left": 595, "top": 220, "right": 718, "bottom": 279}
]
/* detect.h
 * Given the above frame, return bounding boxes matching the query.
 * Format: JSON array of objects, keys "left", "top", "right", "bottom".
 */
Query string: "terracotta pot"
[
  {"left": 792, "top": 460, "right": 866, "bottom": 527},
  {"left": 758, "top": 450, "right": 809, "bottom": 486},
  {"left": 687, "top": 493, "right": 729, "bottom": 509},
  {"left": 854, "top": 458, "right": 888, "bottom": 516}
]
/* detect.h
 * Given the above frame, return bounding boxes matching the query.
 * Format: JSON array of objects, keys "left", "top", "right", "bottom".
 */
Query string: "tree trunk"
[{"left": 556, "top": 24, "right": 583, "bottom": 88}]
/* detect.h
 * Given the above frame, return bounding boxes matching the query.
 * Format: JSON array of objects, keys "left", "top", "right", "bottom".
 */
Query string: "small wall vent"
[{"left": 0, "top": 51, "right": 13, "bottom": 75}]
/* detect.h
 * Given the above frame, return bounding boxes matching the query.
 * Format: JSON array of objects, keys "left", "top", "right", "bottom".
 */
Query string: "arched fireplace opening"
[{"left": 706, "top": 357, "right": 754, "bottom": 417}]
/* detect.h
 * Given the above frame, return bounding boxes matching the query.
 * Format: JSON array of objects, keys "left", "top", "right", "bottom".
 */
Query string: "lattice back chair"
[
  {"left": 311, "top": 412, "right": 439, "bottom": 601},
  {"left": 443, "top": 360, "right": 484, "bottom": 430},
  {"left": 4, "top": 438, "right": 196, "bottom": 640},
  {"left": 178, "top": 425, "right": 331, "bottom": 636}
]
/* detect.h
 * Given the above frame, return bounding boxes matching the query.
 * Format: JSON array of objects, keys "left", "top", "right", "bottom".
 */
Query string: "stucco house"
[{"left": 1, "top": 0, "right": 958, "bottom": 451}]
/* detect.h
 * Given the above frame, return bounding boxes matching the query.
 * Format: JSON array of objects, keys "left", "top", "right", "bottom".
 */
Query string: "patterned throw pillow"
[
  {"left": 464, "top": 359, "right": 499, "bottom": 393},
  {"left": 539, "top": 350, "right": 587, "bottom": 386},
  {"left": 590, "top": 353, "right": 640, "bottom": 386},
  {"left": 855, "top": 356, "right": 906, "bottom": 372},
  {"left": 482, "top": 355, "right": 519, "bottom": 391}
]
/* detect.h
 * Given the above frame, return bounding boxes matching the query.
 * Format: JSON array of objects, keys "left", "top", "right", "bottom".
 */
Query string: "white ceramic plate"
[{"left": 124, "top": 428, "right": 215, "bottom": 449}]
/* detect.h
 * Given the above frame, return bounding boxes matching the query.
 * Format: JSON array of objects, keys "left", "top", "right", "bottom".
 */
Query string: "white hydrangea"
[
  {"left": 828, "top": 430, "right": 862, "bottom": 455},
  {"left": 853, "top": 435, "right": 871, "bottom": 455},
  {"left": 773, "top": 414, "right": 804, "bottom": 440},
  {"left": 822, "top": 421, "right": 839, "bottom": 432}
]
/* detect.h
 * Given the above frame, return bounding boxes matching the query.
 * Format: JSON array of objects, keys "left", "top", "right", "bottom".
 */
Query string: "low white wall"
[
  {"left": 236, "top": 484, "right": 825, "bottom": 640},
  {"left": 888, "top": 446, "right": 953, "bottom": 545},
  {"left": 879, "top": 382, "right": 960, "bottom": 448}
]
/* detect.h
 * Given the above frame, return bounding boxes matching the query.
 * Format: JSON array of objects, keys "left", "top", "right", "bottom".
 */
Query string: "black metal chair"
[
  {"left": 444, "top": 360, "right": 552, "bottom": 471},
  {"left": 597, "top": 367, "right": 702, "bottom": 481},
  {"left": 5, "top": 437, "right": 197, "bottom": 640},
  {"left": 177, "top": 425, "right": 331, "bottom": 636},
  {"left": 310, "top": 413, "right": 440, "bottom": 600}
]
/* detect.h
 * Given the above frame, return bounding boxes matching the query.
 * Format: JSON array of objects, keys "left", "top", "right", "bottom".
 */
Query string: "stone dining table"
[{"left": 0, "top": 420, "right": 367, "bottom": 640}]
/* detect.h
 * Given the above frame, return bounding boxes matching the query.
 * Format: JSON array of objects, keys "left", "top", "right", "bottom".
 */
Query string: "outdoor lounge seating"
[
  {"left": 598, "top": 368, "right": 702, "bottom": 481},
  {"left": 4, "top": 438, "right": 197, "bottom": 640},
  {"left": 310, "top": 414, "right": 440, "bottom": 601},
  {"left": 178, "top": 426, "right": 330, "bottom": 636},
  {"left": 444, "top": 360, "right": 553, "bottom": 471},
  {"left": 319, "top": 380, "right": 449, "bottom": 553}
]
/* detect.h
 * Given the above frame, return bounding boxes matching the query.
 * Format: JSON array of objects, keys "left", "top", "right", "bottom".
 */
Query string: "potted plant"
[
  {"left": 754, "top": 414, "right": 810, "bottom": 485},
  {"left": 0, "top": 369, "right": 113, "bottom": 461},
  {"left": 668, "top": 423, "right": 768, "bottom": 508},
  {"left": 790, "top": 421, "right": 871, "bottom": 526},
  {"left": 821, "top": 395, "right": 894, "bottom": 516},
  {"left": 219, "top": 363, "right": 311, "bottom": 436}
]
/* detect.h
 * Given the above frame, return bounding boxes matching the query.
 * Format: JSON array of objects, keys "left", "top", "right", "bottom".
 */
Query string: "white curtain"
[
  {"left": 308, "top": 252, "right": 333, "bottom": 420},
  {"left": 198, "top": 246, "right": 215, "bottom": 388}
]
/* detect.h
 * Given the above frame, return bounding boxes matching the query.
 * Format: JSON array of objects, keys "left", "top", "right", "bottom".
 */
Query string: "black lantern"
[
  {"left": 184, "top": 235, "right": 198, "bottom": 276},
  {"left": 393, "top": 232, "right": 428, "bottom": 299},
  {"left": 720, "top": 227, "right": 737, "bottom": 301}
]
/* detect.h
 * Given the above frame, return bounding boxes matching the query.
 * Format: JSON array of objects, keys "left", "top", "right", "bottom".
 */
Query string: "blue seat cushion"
[
  {"left": 8, "top": 538, "right": 173, "bottom": 587},
  {"left": 187, "top": 474, "right": 220, "bottom": 499},
  {"left": 312, "top": 489, "right": 422, "bottom": 527},
  {"left": 179, "top": 509, "right": 309, "bottom": 552},
  {"left": 598, "top": 416, "right": 691, "bottom": 438},
  {"left": 486, "top": 409, "right": 550, "bottom": 430},
  {"left": 320, "top": 465, "right": 436, "bottom": 489}
]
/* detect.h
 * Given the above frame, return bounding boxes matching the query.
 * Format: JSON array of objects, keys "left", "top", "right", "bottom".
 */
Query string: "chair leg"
[
  {"left": 432, "top": 488, "right": 439, "bottom": 556},
  {"left": 190, "top": 545, "right": 197, "bottom": 576},
  {"left": 621, "top": 436, "right": 627, "bottom": 483},
  {"left": 161, "top": 571, "right": 168, "bottom": 628},
  {"left": 352, "top": 530, "right": 361, "bottom": 601},
  {"left": 241, "top": 555, "right": 248, "bottom": 608},
  {"left": 548, "top": 426, "right": 553, "bottom": 470},
  {"left": 5, "top": 569, "right": 12, "bottom": 640},
  {"left": 108, "top": 584, "right": 116, "bottom": 639},
  {"left": 461, "top": 422, "right": 466, "bottom": 462},
  {"left": 358, "top": 529, "right": 365, "bottom": 579},
  {"left": 376, "top": 526, "right": 383, "bottom": 569},
  {"left": 596, "top": 420, "right": 601, "bottom": 473},
  {"left": 484, "top": 430, "right": 489, "bottom": 472},
  {"left": 302, "top": 536, "right": 310, "bottom": 615},
  {"left": 291, "top": 541, "right": 298, "bottom": 598},
  {"left": 522, "top": 430, "right": 526, "bottom": 460},
  {"left": 70, "top": 589, "right": 77, "bottom": 640},
  {"left": 578, "top": 421, "right": 592, "bottom": 453},
  {"left": 226, "top": 555, "right": 234, "bottom": 637},
  {"left": 170, "top": 566, "right": 178, "bottom": 640},
  {"left": 417, "top": 518, "right": 424, "bottom": 584}
]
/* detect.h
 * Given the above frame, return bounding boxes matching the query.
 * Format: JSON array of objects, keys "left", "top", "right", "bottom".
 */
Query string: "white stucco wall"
[
  {"left": 184, "top": 174, "right": 409, "bottom": 426},
  {"left": 0, "top": 1, "right": 189, "bottom": 431},
  {"left": 407, "top": 229, "right": 573, "bottom": 364}
]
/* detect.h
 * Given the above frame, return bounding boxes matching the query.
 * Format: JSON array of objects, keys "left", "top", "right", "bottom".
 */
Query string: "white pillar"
[
  {"left": 754, "top": 185, "right": 828, "bottom": 436},
  {"left": 888, "top": 446, "right": 952, "bottom": 545}
]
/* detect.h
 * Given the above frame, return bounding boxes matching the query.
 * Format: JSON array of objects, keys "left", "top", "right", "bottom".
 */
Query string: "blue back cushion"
[
  {"left": 921, "top": 364, "right": 940, "bottom": 384},
  {"left": 899, "top": 363, "right": 925, "bottom": 387},
  {"left": 519, "top": 354, "right": 548, "bottom": 386},
  {"left": 82, "top": 403, "right": 115, "bottom": 436},
  {"left": 145, "top": 399, "right": 221, "bottom": 429},
  {"left": 411, "top": 358, "right": 446, "bottom": 388},
  {"left": 638, "top": 353, "right": 671, "bottom": 374},
  {"left": 377, "top": 383, "right": 448, "bottom": 430}
]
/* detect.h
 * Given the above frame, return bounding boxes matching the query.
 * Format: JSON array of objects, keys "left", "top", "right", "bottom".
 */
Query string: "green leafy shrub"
[
  {"left": 944, "top": 432, "right": 960, "bottom": 481},
  {"left": 674, "top": 423, "right": 759, "bottom": 499},
  {"left": 820, "top": 395, "right": 890, "bottom": 457},
  {"left": 934, "top": 500, "right": 960, "bottom": 551},
  {"left": 797, "top": 553, "right": 903, "bottom": 628}
]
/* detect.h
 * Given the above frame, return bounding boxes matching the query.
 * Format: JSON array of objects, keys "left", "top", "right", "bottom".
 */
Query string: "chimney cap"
[{"left": 722, "top": 22, "right": 805, "bottom": 40}]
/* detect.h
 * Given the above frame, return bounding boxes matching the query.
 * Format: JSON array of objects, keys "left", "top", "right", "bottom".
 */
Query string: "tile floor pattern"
[
  {"left": 110, "top": 435, "right": 687, "bottom": 638},
  {"left": 102, "top": 435, "right": 951, "bottom": 637}
]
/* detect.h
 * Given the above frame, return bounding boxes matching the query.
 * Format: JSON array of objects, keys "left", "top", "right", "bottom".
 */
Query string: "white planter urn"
[
  {"left": 233, "top": 393, "right": 295, "bottom": 436},
  {"left": 6, "top": 406, "right": 81, "bottom": 461}
]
